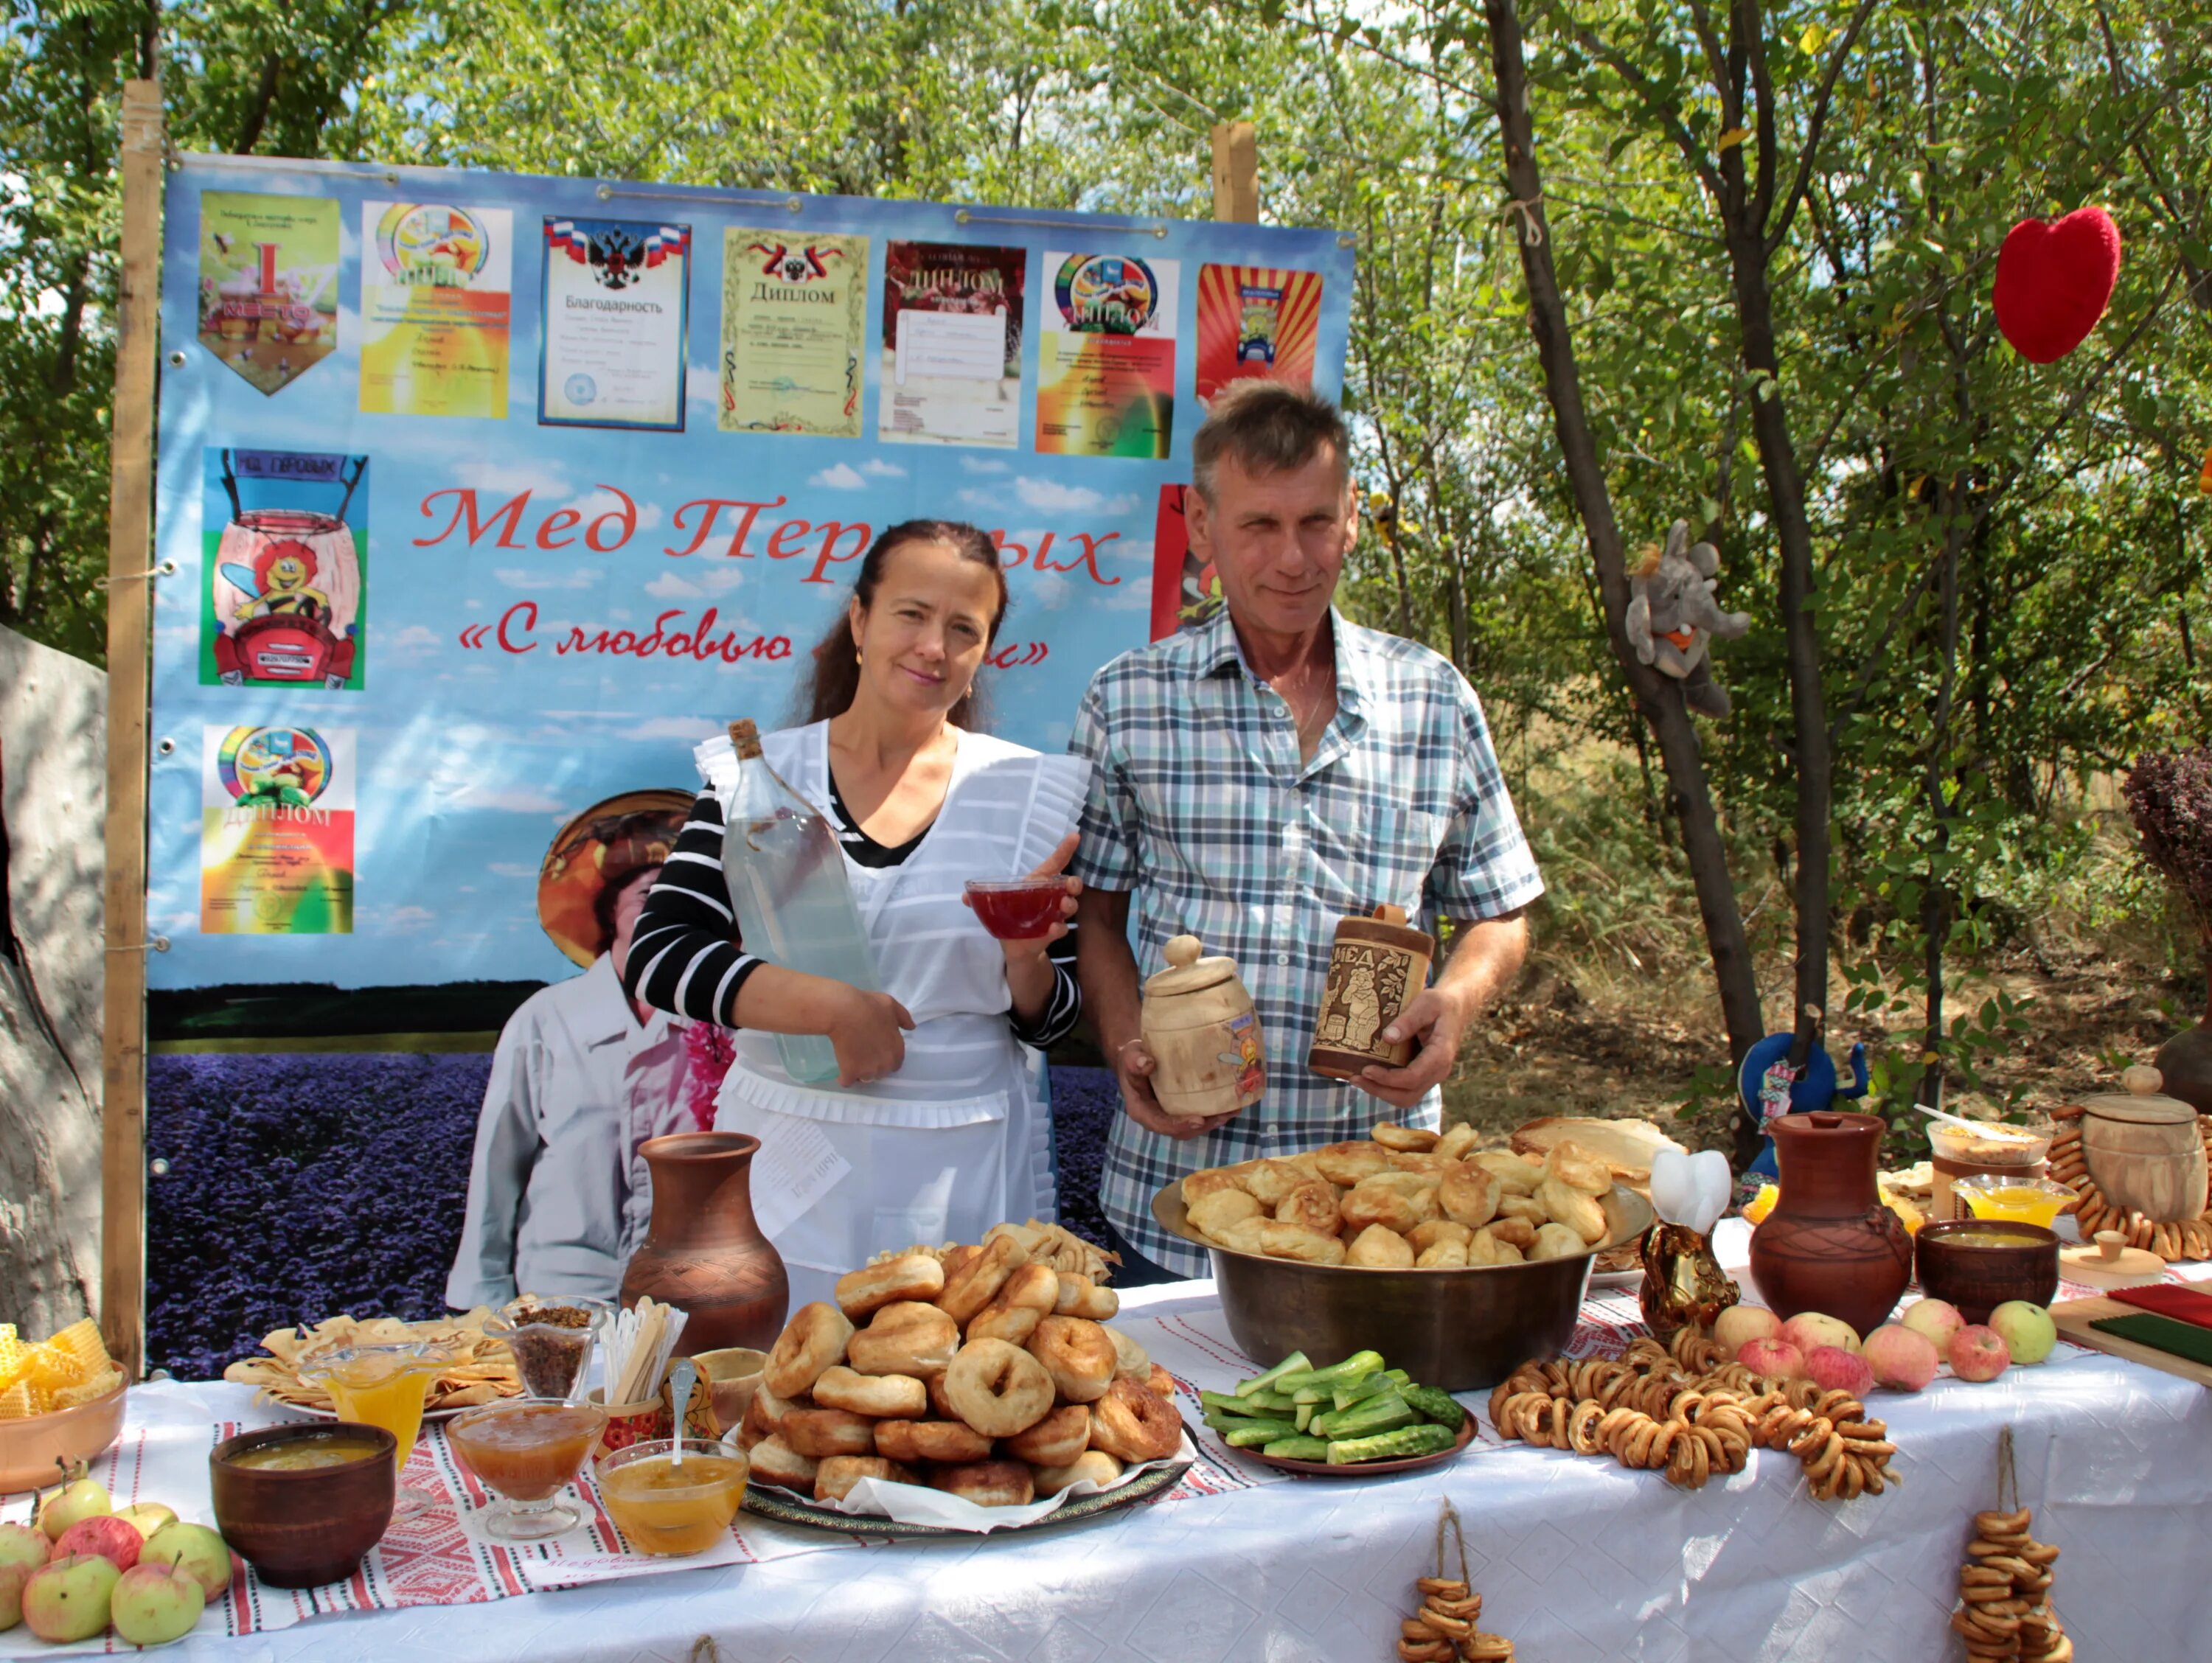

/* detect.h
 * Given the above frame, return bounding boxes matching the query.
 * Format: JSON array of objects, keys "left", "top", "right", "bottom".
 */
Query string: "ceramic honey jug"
[
  {"left": 1308, "top": 904, "right": 1435, "bottom": 1079},
  {"left": 1140, "top": 934, "right": 1264, "bottom": 1119},
  {"left": 1746, "top": 1110, "right": 1914, "bottom": 1338}
]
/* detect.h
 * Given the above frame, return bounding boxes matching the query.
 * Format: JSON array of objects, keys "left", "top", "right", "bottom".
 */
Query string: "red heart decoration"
[{"left": 1993, "top": 206, "right": 2121, "bottom": 363}]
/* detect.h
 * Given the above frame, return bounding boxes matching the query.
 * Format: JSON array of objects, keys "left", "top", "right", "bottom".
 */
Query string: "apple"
[
  {"left": 21, "top": 1552, "right": 119, "bottom": 1643},
  {"left": 0, "top": 1561, "right": 33, "bottom": 1631},
  {"left": 1713, "top": 1305, "right": 1781, "bottom": 1361},
  {"left": 1902, "top": 1299, "right": 1965, "bottom": 1351},
  {"left": 1989, "top": 1301, "right": 2059, "bottom": 1366},
  {"left": 1778, "top": 1311, "right": 1862, "bottom": 1356},
  {"left": 1736, "top": 1337, "right": 1806, "bottom": 1381},
  {"left": 141, "top": 1523, "right": 235, "bottom": 1602},
  {"left": 0, "top": 1521, "right": 48, "bottom": 1575},
  {"left": 1950, "top": 1324, "right": 2011, "bottom": 1382},
  {"left": 110, "top": 1561, "right": 206, "bottom": 1648},
  {"left": 1804, "top": 1345, "right": 1875, "bottom": 1397},
  {"left": 1864, "top": 1324, "right": 1941, "bottom": 1391},
  {"left": 114, "top": 1502, "right": 179, "bottom": 1540},
  {"left": 35, "top": 1465, "right": 112, "bottom": 1540},
  {"left": 54, "top": 1513, "right": 145, "bottom": 1573}
]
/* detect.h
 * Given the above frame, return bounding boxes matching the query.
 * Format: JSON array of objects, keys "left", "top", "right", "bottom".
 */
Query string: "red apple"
[
  {"left": 1950, "top": 1324, "right": 2011, "bottom": 1382},
  {"left": 1712, "top": 1305, "right": 1781, "bottom": 1361},
  {"left": 21, "top": 1552, "right": 119, "bottom": 1643},
  {"left": 1778, "top": 1311, "right": 1862, "bottom": 1356},
  {"left": 1804, "top": 1345, "right": 1876, "bottom": 1397},
  {"left": 0, "top": 1561, "right": 34, "bottom": 1632},
  {"left": 1901, "top": 1299, "right": 1965, "bottom": 1350},
  {"left": 1736, "top": 1337, "right": 1806, "bottom": 1381},
  {"left": 1863, "top": 1324, "right": 1940, "bottom": 1392},
  {"left": 52, "top": 1513, "right": 142, "bottom": 1572}
]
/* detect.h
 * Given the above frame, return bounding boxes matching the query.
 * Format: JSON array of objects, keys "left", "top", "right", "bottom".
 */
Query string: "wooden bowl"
[
  {"left": 1915, "top": 1220, "right": 2061, "bottom": 1325},
  {"left": 0, "top": 1381, "right": 128, "bottom": 1496},
  {"left": 690, "top": 1347, "right": 765, "bottom": 1437},
  {"left": 211, "top": 1422, "right": 395, "bottom": 1588},
  {"left": 1155, "top": 1182, "right": 1652, "bottom": 1390}
]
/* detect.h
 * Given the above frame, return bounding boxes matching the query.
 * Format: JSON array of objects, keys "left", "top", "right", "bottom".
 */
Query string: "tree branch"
[
  {"left": 1764, "top": 0, "right": 1880, "bottom": 255},
  {"left": 1561, "top": 13, "right": 1728, "bottom": 202}
]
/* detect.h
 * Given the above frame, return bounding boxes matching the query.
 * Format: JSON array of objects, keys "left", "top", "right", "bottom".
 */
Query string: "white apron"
[{"left": 700, "top": 721, "right": 1089, "bottom": 1310}]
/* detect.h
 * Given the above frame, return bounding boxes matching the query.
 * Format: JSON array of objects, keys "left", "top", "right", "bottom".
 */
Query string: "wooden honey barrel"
[{"left": 2077, "top": 1068, "right": 2208, "bottom": 1224}]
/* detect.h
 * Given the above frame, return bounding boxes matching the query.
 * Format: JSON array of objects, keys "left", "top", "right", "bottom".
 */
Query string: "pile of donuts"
[
  {"left": 742, "top": 1227, "right": 1183, "bottom": 1510},
  {"left": 1954, "top": 1505, "right": 2067, "bottom": 1662},
  {"left": 1489, "top": 1328, "right": 1901, "bottom": 1500},
  {"left": 2048, "top": 1106, "right": 2212, "bottom": 1262},
  {"left": 1180, "top": 1123, "right": 1620, "bottom": 1269}
]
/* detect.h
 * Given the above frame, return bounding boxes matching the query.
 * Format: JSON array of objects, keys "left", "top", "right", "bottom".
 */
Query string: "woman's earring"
[{"left": 855, "top": 649, "right": 864, "bottom": 666}]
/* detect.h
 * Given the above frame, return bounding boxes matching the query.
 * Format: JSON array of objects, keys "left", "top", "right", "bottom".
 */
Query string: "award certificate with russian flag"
[{"left": 538, "top": 217, "right": 692, "bottom": 430}]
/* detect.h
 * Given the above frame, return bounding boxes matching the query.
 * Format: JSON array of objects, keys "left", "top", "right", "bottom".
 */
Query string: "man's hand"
[
  {"left": 1113, "top": 1038, "right": 1237, "bottom": 1140},
  {"left": 1354, "top": 986, "right": 1470, "bottom": 1109}
]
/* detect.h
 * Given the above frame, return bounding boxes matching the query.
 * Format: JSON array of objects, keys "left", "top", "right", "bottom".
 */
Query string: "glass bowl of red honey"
[
  {"left": 447, "top": 1397, "right": 608, "bottom": 1541},
  {"left": 964, "top": 879, "right": 1068, "bottom": 940}
]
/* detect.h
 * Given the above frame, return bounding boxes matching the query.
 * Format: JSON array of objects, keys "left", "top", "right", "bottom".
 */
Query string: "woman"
[{"left": 624, "top": 520, "right": 1087, "bottom": 1308}]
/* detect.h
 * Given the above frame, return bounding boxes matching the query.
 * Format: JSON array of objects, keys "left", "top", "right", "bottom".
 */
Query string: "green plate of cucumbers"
[{"left": 1199, "top": 1349, "right": 1475, "bottom": 1477}]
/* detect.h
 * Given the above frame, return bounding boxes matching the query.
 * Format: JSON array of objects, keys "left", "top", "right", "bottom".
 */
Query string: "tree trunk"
[{"left": 1482, "top": 0, "right": 1766, "bottom": 1146}]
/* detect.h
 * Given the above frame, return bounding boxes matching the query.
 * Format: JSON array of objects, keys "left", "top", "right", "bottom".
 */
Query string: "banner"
[{"left": 148, "top": 160, "right": 1352, "bottom": 1006}]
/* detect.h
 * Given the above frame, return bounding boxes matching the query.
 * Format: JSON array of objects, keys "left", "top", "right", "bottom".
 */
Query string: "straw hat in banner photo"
[{"left": 537, "top": 789, "right": 696, "bottom": 967}]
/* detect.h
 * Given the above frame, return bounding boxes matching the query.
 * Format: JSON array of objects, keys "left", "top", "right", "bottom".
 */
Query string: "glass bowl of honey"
[
  {"left": 446, "top": 1397, "right": 608, "bottom": 1541},
  {"left": 1953, "top": 1174, "right": 2074, "bottom": 1230},
  {"left": 596, "top": 1437, "right": 749, "bottom": 1556}
]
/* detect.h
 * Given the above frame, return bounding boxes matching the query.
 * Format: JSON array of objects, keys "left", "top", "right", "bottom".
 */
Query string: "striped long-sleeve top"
[{"left": 622, "top": 790, "right": 1080, "bottom": 1048}]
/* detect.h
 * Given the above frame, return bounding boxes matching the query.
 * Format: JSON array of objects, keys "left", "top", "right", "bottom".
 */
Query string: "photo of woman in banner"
[
  {"left": 626, "top": 520, "right": 1087, "bottom": 1310},
  {"left": 445, "top": 792, "right": 731, "bottom": 1309}
]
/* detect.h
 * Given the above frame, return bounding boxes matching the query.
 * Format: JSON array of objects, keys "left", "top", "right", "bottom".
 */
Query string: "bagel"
[
  {"left": 966, "top": 1302, "right": 1045, "bottom": 1345},
  {"left": 1537, "top": 1177, "right": 1609, "bottom": 1244},
  {"left": 1439, "top": 1162, "right": 1500, "bottom": 1228},
  {"left": 813, "top": 1454, "right": 917, "bottom": 1505},
  {"left": 847, "top": 1301, "right": 960, "bottom": 1377},
  {"left": 1146, "top": 1363, "right": 1178, "bottom": 1400},
  {"left": 1408, "top": 1219, "right": 1472, "bottom": 1254},
  {"left": 1102, "top": 1325, "right": 1152, "bottom": 1381},
  {"left": 1239, "top": 1158, "right": 1312, "bottom": 1208},
  {"left": 1026, "top": 1315, "right": 1118, "bottom": 1404},
  {"left": 1273, "top": 1181, "right": 1343, "bottom": 1236},
  {"left": 1340, "top": 1182, "right": 1422, "bottom": 1235},
  {"left": 1346, "top": 1223, "right": 1417, "bottom": 1268},
  {"left": 835, "top": 1252, "right": 946, "bottom": 1320},
  {"left": 781, "top": 1406, "right": 879, "bottom": 1459},
  {"left": 969, "top": 1263, "right": 1060, "bottom": 1343},
  {"left": 1314, "top": 1141, "right": 1394, "bottom": 1186},
  {"left": 1259, "top": 1221, "right": 1347, "bottom": 1264},
  {"left": 1472, "top": 1151, "right": 1543, "bottom": 1196},
  {"left": 1371, "top": 1122, "right": 1439, "bottom": 1152},
  {"left": 1541, "top": 1140, "right": 1612, "bottom": 1196},
  {"left": 941, "top": 1338, "right": 1056, "bottom": 1437},
  {"left": 927, "top": 1369, "right": 961, "bottom": 1420},
  {"left": 873, "top": 1418, "right": 993, "bottom": 1464},
  {"left": 1088, "top": 1376, "right": 1181, "bottom": 1462},
  {"left": 737, "top": 1381, "right": 798, "bottom": 1451},
  {"left": 764, "top": 1301, "right": 855, "bottom": 1398},
  {"left": 939, "top": 1244, "right": 981, "bottom": 1278},
  {"left": 931, "top": 1459, "right": 1034, "bottom": 1508},
  {"left": 745, "top": 1435, "right": 818, "bottom": 1491},
  {"left": 810, "top": 1365, "right": 928, "bottom": 1418},
  {"left": 936, "top": 1235, "right": 1023, "bottom": 1325},
  {"left": 1054, "top": 1273, "right": 1119, "bottom": 1319},
  {"left": 1032, "top": 1450, "right": 1123, "bottom": 1495},
  {"left": 1529, "top": 1221, "right": 1587, "bottom": 1261},
  {"left": 1188, "top": 1188, "right": 1265, "bottom": 1238},
  {"left": 1005, "top": 1402, "right": 1091, "bottom": 1465}
]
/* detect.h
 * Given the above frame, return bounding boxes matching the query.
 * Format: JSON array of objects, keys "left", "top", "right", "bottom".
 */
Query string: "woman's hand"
[
  {"left": 828, "top": 986, "right": 917, "bottom": 1087},
  {"left": 964, "top": 832, "right": 1083, "bottom": 967}
]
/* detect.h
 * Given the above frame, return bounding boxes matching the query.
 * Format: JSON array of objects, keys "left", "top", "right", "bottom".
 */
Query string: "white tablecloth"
[{"left": 16, "top": 1248, "right": 2212, "bottom": 1662}]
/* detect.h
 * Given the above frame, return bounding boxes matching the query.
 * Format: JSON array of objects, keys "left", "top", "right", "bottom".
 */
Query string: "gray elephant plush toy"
[{"left": 1624, "top": 519, "right": 1752, "bottom": 717}]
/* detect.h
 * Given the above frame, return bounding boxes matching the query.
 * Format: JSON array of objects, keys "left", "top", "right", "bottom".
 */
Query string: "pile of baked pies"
[
  {"left": 742, "top": 1227, "right": 1183, "bottom": 1510},
  {"left": 1178, "top": 1123, "right": 1622, "bottom": 1268}
]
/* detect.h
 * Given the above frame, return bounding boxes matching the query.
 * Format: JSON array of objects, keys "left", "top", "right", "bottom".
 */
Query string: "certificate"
[
  {"left": 720, "top": 230, "right": 867, "bottom": 436},
  {"left": 879, "top": 240, "right": 1025, "bottom": 447},
  {"left": 359, "top": 202, "right": 512, "bottom": 419},
  {"left": 1035, "top": 251, "right": 1179, "bottom": 459},
  {"left": 538, "top": 217, "right": 691, "bottom": 430}
]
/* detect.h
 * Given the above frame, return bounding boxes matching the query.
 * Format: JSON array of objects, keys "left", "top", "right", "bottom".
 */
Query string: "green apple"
[
  {"left": 0, "top": 1561, "right": 34, "bottom": 1631},
  {"left": 0, "top": 1521, "right": 48, "bottom": 1575},
  {"left": 35, "top": 1465, "right": 111, "bottom": 1541},
  {"left": 114, "top": 1502, "right": 179, "bottom": 1540},
  {"left": 140, "top": 1523, "right": 234, "bottom": 1602},
  {"left": 110, "top": 1562, "right": 206, "bottom": 1648},
  {"left": 21, "top": 1552, "right": 119, "bottom": 1643},
  {"left": 1988, "top": 1300, "right": 2059, "bottom": 1366}
]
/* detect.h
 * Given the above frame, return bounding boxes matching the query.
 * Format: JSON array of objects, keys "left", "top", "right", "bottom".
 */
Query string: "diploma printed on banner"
[
  {"left": 879, "top": 240, "right": 1026, "bottom": 447},
  {"left": 196, "top": 192, "right": 340, "bottom": 397},
  {"left": 540, "top": 217, "right": 691, "bottom": 430},
  {"left": 200, "top": 724, "right": 356, "bottom": 935},
  {"left": 201, "top": 447, "right": 369, "bottom": 691},
  {"left": 359, "top": 201, "right": 513, "bottom": 419},
  {"left": 1036, "top": 251, "right": 1179, "bottom": 459},
  {"left": 720, "top": 229, "right": 869, "bottom": 436}
]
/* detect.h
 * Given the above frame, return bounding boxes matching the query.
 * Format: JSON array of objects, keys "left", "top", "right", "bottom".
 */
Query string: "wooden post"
[
  {"left": 100, "top": 77, "right": 163, "bottom": 1378},
  {"left": 1210, "top": 122, "right": 1258, "bottom": 223}
]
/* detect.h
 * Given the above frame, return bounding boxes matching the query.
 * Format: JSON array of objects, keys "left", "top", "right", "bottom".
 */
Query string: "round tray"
[
  {"left": 1237, "top": 1408, "right": 1474, "bottom": 1477},
  {"left": 286, "top": 1398, "right": 502, "bottom": 1425},
  {"left": 740, "top": 1455, "right": 1192, "bottom": 1539}
]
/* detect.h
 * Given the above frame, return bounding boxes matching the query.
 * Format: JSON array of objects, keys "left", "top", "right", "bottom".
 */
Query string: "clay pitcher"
[
  {"left": 1747, "top": 1111, "right": 1913, "bottom": 1338},
  {"left": 620, "top": 1132, "right": 789, "bottom": 1355}
]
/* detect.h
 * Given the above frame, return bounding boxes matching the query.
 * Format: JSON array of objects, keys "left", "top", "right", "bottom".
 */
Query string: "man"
[
  {"left": 1069, "top": 383, "right": 1543, "bottom": 1278},
  {"left": 447, "top": 801, "right": 708, "bottom": 1308}
]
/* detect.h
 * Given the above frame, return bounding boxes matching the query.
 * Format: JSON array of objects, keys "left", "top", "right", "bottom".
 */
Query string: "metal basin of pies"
[{"left": 1153, "top": 1182, "right": 1652, "bottom": 1392}]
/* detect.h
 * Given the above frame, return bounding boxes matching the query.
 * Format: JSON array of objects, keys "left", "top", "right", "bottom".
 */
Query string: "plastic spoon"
[{"left": 667, "top": 1358, "right": 697, "bottom": 1470}]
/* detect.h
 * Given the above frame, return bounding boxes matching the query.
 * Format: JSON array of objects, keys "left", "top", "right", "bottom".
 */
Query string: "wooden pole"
[
  {"left": 100, "top": 77, "right": 163, "bottom": 1378},
  {"left": 1210, "top": 122, "right": 1258, "bottom": 223}
]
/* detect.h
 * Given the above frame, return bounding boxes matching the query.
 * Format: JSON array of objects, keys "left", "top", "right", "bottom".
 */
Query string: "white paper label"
[
  {"left": 894, "top": 309, "right": 1005, "bottom": 383},
  {"left": 749, "top": 1118, "right": 854, "bottom": 1238}
]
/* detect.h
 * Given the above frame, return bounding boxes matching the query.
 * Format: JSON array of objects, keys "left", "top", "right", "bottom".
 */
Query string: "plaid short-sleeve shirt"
[{"left": 1068, "top": 605, "right": 1545, "bottom": 1273}]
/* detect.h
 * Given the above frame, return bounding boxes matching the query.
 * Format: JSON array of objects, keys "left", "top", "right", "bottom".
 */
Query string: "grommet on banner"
[
  {"left": 108, "top": 937, "right": 171, "bottom": 954},
  {"left": 1338, "top": 234, "right": 1355, "bottom": 248},
  {"left": 150, "top": 1159, "right": 170, "bottom": 1177},
  {"left": 597, "top": 184, "right": 613, "bottom": 201},
  {"left": 156, "top": 737, "right": 175, "bottom": 756},
  {"left": 167, "top": 350, "right": 187, "bottom": 367},
  {"left": 97, "top": 559, "right": 176, "bottom": 590}
]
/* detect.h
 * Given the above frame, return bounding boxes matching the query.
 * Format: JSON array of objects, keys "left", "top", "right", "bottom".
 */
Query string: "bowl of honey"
[
  {"left": 596, "top": 1437, "right": 748, "bottom": 1556},
  {"left": 1953, "top": 1174, "right": 2075, "bottom": 1230},
  {"left": 210, "top": 1423, "right": 396, "bottom": 1587},
  {"left": 963, "top": 879, "right": 1069, "bottom": 940},
  {"left": 1915, "top": 1219, "right": 2060, "bottom": 1325},
  {"left": 447, "top": 1398, "right": 608, "bottom": 1541}
]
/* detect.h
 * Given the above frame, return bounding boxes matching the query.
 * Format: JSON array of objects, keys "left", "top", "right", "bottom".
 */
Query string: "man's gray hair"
[{"left": 1190, "top": 382, "right": 1353, "bottom": 504}]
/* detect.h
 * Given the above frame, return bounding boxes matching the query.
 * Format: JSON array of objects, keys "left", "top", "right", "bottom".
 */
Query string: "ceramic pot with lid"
[
  {"left": 2075, "top": 1066, "right": 2208, "bottom": 1224},
  {"left": 1746, "top": 1110, "right": 1914, "bottom": 1338},
  {"left": 1140, "top": 934, "right": 1265, "bottom": 1119}
]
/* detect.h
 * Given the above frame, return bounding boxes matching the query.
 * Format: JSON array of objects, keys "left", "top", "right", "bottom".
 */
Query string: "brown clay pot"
[
  {"left": 1747, "top": 1110, "right": 1913, "bottom": 1338},
  {"left": 620, "top": 1132, "right": 789, "bottom": 1355}
]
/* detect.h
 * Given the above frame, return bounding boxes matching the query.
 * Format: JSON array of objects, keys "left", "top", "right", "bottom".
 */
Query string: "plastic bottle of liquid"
[{"left": 718, "top": 719, "right": 882, "bottom": 1085}]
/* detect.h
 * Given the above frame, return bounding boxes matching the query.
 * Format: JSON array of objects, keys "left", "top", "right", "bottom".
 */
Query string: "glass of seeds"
[{"left": 488, "top": 1296, "right": 608, "bottom": 1401}]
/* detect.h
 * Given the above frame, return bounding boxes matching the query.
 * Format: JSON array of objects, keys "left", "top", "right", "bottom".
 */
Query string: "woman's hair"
[{"left": 796, "top": 519, "right": 1009, "bottom": 728}]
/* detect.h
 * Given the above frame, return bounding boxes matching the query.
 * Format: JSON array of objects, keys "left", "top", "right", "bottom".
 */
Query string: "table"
[{"left": 15, "top": 1245, "right": 2212, "bottom": 1662}]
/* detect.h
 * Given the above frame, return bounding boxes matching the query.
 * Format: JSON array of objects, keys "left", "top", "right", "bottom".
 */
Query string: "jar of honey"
[
  {"left": 1307, "top": 904, "right": 1436, "bottom": 1081},
  {"left": 1139, "top": 934, "right": 1264, "bottom": 1119}
]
